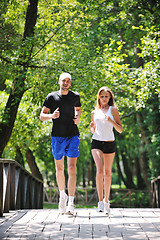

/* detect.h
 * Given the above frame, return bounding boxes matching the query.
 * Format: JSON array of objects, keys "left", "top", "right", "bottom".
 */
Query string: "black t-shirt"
[{"left": 43, "top": 90, "right": 81, "bottom": 137}]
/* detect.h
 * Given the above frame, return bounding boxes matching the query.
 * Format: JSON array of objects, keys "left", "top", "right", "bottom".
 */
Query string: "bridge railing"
[
  {"left": 151, "top": 176, "right": 160, "bottom": 208},
  {"left": 43, "top": 186, "right": 149, "bottom": 207},
  {"left": 0, "top": 159, "right": 43, "bottom": 217}
]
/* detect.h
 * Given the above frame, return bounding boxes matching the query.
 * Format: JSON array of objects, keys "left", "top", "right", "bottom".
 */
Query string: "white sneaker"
[
  {"left": 66, "top": 202, "right": 74, "bottom": 215},
  {"left": 104, "top": 200, "right": 110, "bottom": 215},
  {"left": 97, "top": 201, "right": 104, "bottom": 212},
  {"left": 59, "top": 193, "right": 68, "bottom": 214}
]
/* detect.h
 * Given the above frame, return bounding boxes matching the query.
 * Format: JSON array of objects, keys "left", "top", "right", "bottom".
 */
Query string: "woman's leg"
[
  {"left": 91, "top": 149, "right": 103, "bottom": 202},
  {"left": 103, "top": 153, "right": 115, "bottom": 202}
]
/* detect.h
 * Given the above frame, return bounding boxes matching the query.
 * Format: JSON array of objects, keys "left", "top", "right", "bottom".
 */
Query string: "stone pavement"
[{"left": 0, "top": 208, "right": 160, "bottom": 239}]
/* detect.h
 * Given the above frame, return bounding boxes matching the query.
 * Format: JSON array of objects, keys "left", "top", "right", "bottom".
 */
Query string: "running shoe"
[
  {"left": 59, "top": 193, "right": 68, "bottom": 214},
  {"left": 66, "top": 202, "right": 74, "bottom": 215},
  {"left": 104, "top": 200, "right": 110, "bottom": 215},
  {"left": 97, "top": 201, "right": 104, "bottom": 212}
]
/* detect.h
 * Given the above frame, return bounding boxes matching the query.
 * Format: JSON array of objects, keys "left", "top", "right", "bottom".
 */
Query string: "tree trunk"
[
  {"left": 120, "top": 148, "right": 136, "bottom": 189},
  {"left": 150, "top": 93, "right": 160, "bottom": 133},
  {"left": 0, "top": 75, "right": 25, "bottom": 157},
  {"left": 115, "top": 147, "right": 128, "bottom": 187},
  {"left": 136, "top": 111, "right": 151, "bottom": 188},
  {"left": 116, "top": 134, "right": 136, "bottom": 189},
  {"left": 119, "top": 29, "right": 131, "bottom": 65},
  {"left": 134, "top": 41, "right": 151, "bottom": 188},
  {"left": 0, "top": 0, "right": 39, "bottom": 157},
  {"left": 91, "top": 155, "right": 96, "bottom": 188},
  {"left": 135, "top": 156, "right": 146, "bottom": 189},
  {"left": 87, "top": 160, "right": 91, "bottom": 186},
  {"left": 15, "top": 145, "right": 25, "bottom": 167},
  {"left": 150, "top": 93, "right": 160, "bottom": 174},
  {"left": 82, "top": 167, "right": 86, "bottom": 188},
  {"left": 135, "top": 47, "right": 144, "bottom": 68},
  {"left": 26, "top": 148, "right": 43, "bottom": 181}
]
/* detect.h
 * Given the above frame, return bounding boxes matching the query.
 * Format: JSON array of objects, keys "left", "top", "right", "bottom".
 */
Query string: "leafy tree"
[
  {"left": 0, "top": 0, "right": 39, "bottom": 157},
  {"left": 0, "top": 0, "right": 159, "bottom": 189}
]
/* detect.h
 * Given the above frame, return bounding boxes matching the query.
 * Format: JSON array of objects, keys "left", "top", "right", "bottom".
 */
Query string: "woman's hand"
[
  {"left": 105, "top": 114, "right": 111, "bottom": 122},
  {"left": 106, "top": 107, "right": 123, "bottom": 133},
  {"left": 90, "top": 121, "right": 96, "bottom": 134}
]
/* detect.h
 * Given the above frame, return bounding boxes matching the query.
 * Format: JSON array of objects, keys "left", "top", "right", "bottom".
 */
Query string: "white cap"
[{"left": 59, "top": 72, "right": 71, "bottom": 81}]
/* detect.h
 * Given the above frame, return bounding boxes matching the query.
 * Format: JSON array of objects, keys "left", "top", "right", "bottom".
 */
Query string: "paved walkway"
[{"left": 0, "top": 208, "right": 160, "bottom": 239}]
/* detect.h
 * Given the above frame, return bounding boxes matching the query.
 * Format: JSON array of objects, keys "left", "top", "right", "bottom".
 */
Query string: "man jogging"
[{"left": 40, "top": 72, "right": 81, "bottom": 215}]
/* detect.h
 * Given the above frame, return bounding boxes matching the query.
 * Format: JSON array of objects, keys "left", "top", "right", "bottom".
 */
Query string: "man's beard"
[{"left": 61, "top": 86, "right": 70, "bottom": 91}]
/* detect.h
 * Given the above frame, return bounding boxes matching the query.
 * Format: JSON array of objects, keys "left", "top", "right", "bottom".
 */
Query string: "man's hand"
[
  {"left": 73, "top": 108, "right": 81, "bottom": 125},
  {"left": 51, "top": 107, "right": 60, "bottom": 119},
  {"left": 73, "top": 116, "right": 79, "bottom": 125}
]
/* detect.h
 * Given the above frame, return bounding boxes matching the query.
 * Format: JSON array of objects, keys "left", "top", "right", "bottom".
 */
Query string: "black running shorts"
[{"left": 91, "top": 139, "right": 116, "bottom": 154}]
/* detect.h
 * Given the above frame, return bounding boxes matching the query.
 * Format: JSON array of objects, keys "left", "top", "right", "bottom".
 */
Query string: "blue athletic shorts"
[{"left": 51, "top": 136, "right": 79, "bottom": 160}]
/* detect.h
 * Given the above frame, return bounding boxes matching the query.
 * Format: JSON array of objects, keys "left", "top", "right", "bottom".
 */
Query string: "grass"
[
  {"left": 43, "top": 203, "right": 97, "bottom": 209},
  {"left": 43, "top": 203, "right": 58, "bottom": 209},
  {"left": 111, "top": 184, "right": 126, "bottom": 189}
]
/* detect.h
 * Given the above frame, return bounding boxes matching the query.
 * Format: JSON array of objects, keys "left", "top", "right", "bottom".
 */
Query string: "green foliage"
[
  {"left": 0, "top": 0, "right": 159, "bottom": 193},
  {"left": 111, "top": 190, "right": 150, "bottom": 208}
]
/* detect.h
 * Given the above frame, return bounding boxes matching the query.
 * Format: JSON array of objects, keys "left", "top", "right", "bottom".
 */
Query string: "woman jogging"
[{"left": 90, "top": 86, "right": 123, "bottom": 214}]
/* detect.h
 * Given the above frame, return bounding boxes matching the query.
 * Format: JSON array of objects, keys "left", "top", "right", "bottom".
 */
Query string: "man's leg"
[
  {"left": 66, "top": 157, "right": 77, "bottom": 214},
  {"left": 54, "top": 157, "right": 68, "bottom": 214},
  {"left": 54, "top": 157, "right": 65, "bottom": 190},
  {"left": 67, "top": 157, "right": 77, "bottom": 196}
]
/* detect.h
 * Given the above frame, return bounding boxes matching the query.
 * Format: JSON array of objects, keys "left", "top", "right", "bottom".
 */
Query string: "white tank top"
[{"left": 92, "top": 106, "right": 115, "bottom": 141}]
